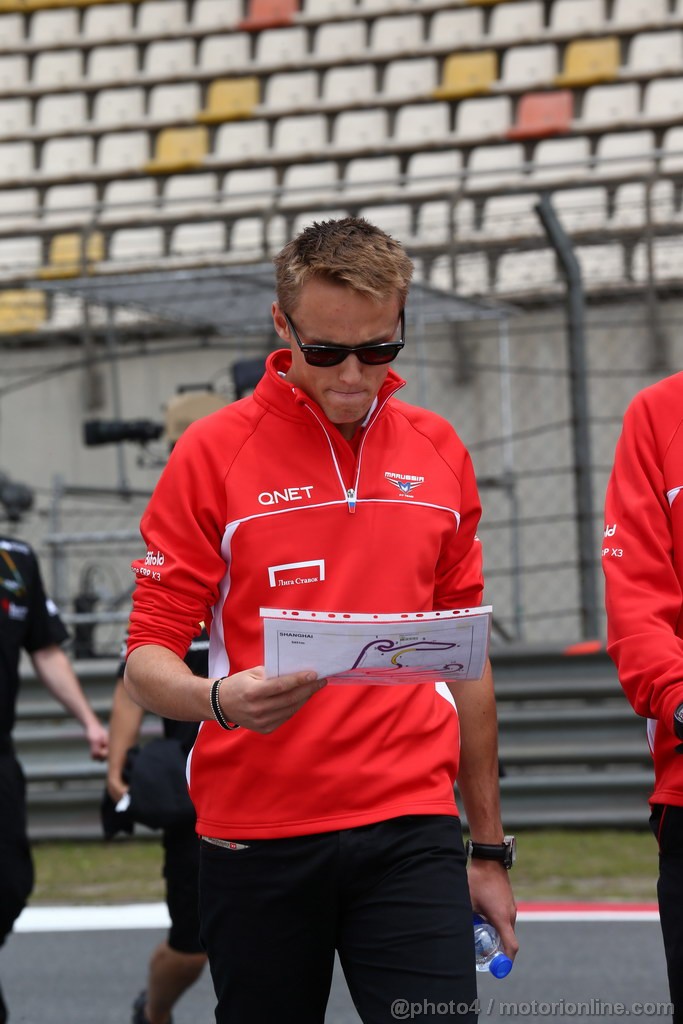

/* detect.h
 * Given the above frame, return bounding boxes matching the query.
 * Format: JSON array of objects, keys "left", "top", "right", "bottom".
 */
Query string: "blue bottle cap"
[{"left": 489, "top": 953, "right": 513, "bottom": 979}]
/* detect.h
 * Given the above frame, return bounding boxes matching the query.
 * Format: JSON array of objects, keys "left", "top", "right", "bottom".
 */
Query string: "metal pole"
[
  {"left": 497, "top": 317, "right": 524, "bottom": 640},
  {"left": 535, "top": 193, "right": 600, "bottom": 639}
]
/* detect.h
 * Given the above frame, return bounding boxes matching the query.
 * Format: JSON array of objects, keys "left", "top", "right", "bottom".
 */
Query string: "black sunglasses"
[{"left": 284, "top": 310, "right": 405, "bottom": 367}]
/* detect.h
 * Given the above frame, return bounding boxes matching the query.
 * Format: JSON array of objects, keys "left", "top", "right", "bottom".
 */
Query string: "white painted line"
[
  {"left": 518, "top": 909, "right": 660, "bottom": 922},
  {"left": 15, "top": 903, "right": 170, "bottom": 933}
]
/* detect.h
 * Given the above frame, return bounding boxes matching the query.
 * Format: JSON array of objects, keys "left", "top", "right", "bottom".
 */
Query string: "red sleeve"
[
  {"left": 434, "top": 442, "right": 484, "bottom": 611},
  {"left": 603, "top": 390, "right": 683, "bottom": 726}
]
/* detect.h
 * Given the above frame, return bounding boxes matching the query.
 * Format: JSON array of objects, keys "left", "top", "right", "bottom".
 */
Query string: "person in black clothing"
[
  {"left": 0, "top": 535, "right": 108, "bottom": 1024},
  {"left": 107, "top": 632, "right": 208, "bottom": 1024}
]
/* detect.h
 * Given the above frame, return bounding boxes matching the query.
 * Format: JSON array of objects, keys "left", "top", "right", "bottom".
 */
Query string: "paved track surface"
[{"left": 0, "top": 917, "right": 672, "bottom": 1023}]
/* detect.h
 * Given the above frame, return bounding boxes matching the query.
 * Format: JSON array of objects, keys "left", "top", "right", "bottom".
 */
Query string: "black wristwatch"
[
  {"left": 673, "top": 702, "right": 683, "bottom": 742},
  {"left": 466, "top": 835, "right": 516, "bottom": 870}
]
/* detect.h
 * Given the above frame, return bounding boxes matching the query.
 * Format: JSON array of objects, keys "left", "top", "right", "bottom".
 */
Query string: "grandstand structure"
[{"left": 1, "top": 0, "right": 683, "bottom": 648}]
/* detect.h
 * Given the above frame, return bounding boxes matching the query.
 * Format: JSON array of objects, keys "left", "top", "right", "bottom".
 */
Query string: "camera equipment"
[
  {"left": 0, "top": 471, "right": 34, "bottom": 522},
  {"left": 83, "top": 419, "right": 164, "bottom": 447}
]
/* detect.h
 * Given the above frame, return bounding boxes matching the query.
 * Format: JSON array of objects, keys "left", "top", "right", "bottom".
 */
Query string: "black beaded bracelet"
[{"left": 209, "top": 677, "right": 240, "bottom": 731}]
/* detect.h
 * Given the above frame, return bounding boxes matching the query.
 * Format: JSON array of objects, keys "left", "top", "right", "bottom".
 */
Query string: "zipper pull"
[{"left": 346, "top": 488, "right": 357, "bottom": 513}]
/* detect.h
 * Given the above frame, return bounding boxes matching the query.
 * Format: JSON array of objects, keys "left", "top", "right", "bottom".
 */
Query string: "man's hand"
[
  {"left": 85, "top": 721, "right": 109, "bottom": 761},
  {"left": 217, "top": 667, "right": 326, "bottom": 733},
  {"left": 468, "top": 859, "right": 518, "bottom": 962}
]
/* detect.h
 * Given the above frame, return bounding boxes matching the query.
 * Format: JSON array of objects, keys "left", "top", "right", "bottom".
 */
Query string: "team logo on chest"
[{"left": 385, "top": 471, "right": 425, "bottom": 497}]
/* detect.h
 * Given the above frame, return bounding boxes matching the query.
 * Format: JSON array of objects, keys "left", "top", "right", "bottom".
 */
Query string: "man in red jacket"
[
  {"left": 603, "top": 371, "right": 683, "bottom": 1023},
  {"left": 125, "top": 217, "right": 517, "bottom": 1024}
]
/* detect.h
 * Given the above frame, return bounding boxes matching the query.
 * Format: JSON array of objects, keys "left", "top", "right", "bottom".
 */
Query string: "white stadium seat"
[
  {"left": 35, "top": 93, "right": 88, "bottom": 133},
  {"left": 82, "top": 4, "right": 134, "bottom": 40},
  {"left": 255, "top": 28, "right": 308, "bottom": 66},
  {"left": 576, "top": 243, "right": 625, "bottom": 284},
  {"left": 531, "top": 137, "right": 591, "bottom": 183},
  {"left": 594, "top": 130, "right": 656, "bottom": 179},
  {"left": 143, "top": 40, "right": 195, "bottom": 77},
  {"left": 643, "top": 79, "right": 683, "bottom": 121},
  {"left": 272, "top": 114, "right": 328, "bottom": 155},
  {"left": 43, "top": 184, "right": 98, "bottom": 225},
  {"left": 382, "top": 58, "right": 438, "bottom": 100},
  {"left": 661, "top": 127, "right": 683, "bottom": 173},
  {"left": 97, "top": 131, "right": 150, "bottom": 172},
  {"left": 342, "top": 156, "right": 401, "bottom": 202},
  {"left": 322, "top": 66, "right": 376, "bottom": 106},
  {"left": 0, "top": 236, "right": 42, "bottom": 274},
  {"left": 611, "top": 0, "right": 668, "bottom": 28},
  {"left": 0, "top": 56, "right": 28, "bottom": 92},
  {"left": 41, "top": 137, "right": 94, "bottom": 177},
  {"left": 101, "top": 180, "right": 158, "bottom": 223},
  {"left": 222, "top": 167, "right": 278, "bottom": 210},
  {"left": 192, "top": 0, "right": 242, "bottom": 28},
  {"left": 314, "top": 21, "right": 367, "bottom": 59},
  {"left": 198, "top": 34, "right": 251, "bottom": 72},
  {"left": 0, "top": 14, "right": 24, "bottom": 48},
  {"left": 394, "top": 103, "right": 450, "bottom": 144},
  {"left": 333, "top": 108, "right": 388, "bottom": 149},
  {"left": 500, "top": 44, "right": 558, "bottom": 88},
  {"left": 427, "top": 9, "right": 484, "bottom": 48},
  {"left": 303, "top": 0, "right": 356, "bottom": 16},
  {"left": 30, "top": 8, "right": 79, "bottom": 44},
  {"left": 467, "top": 143, "right": 525, "bottom": 191},
  {"left": 0, "top": 142, "right": 34, "bottom": 182},
  {"left": 212, "top": 121, "right": 270, "bottom": 162},
  {"left": 553, "top": 187, "right": 609, "bottom": 232},
  {"left": 109, "top": 227, "right": 165, "bottom": 264},
  {"left": 148, "top": 83, "right": 201, "bottom": 121},
  {"left": 0, "top": 188, "right": 38, "bottom": 230},
  {"left": 92, "top": 88, "right": 146, "bottom": 129},
  {"left": 495, "top": 249, "right": 557, "bottom": 293},
  {"left": 170, "top": 222, "right": 226, "bottom": 256},
  {"left": 369, "top": 15, "right": 424, "bottom": 55},
  {"left": 0, "top": 99, "right": 30, "bottom": 138},
  {"left": 263, "top": 72, "right": 319, "bottom": 111},
  {"left": 611, "top": 181, "right": 674, "bottom": 228},
  {"left": 281, "top": 162, "right": 340, "bottom": 207},
  {"left": 579, "top": 84, "right": 640, "bottom": 127},
  {"left": 455, "top": 96, "right": 512, "bottom": 140},
  {"left": 405, "top": 151, "right": 464, "bottom": 194},
  {"left": 482, "top": 193, "right": 542, "bottom": 238},
  {"left": 627, "top": 31, "right": 683, "bottom": 74},
  {"left": 87, "top": 46, "right": 139, "bottom": 84},
  {"left": 137, "top": 0, "right": 188, "bottom": 35},
  {"left": 550, "top": 0, "right": 605, "bottom": 32},
  {"left": 33, "top": 50, "right": 83, "bottom": 88},
  {"left": 163, "top": 173, "right": 219, "bottom": 215},
  {"left": 489, "top": 1, "right": 544, "bottom": 42}
]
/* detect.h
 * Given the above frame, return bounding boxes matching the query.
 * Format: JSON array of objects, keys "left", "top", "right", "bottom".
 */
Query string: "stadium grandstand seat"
[
  {"left": 467, "top": 142, "right": 525, "bottom": 191},
  {"left": 455, "top": 95, "right": 511, "bottom": 139},
  {"left": 382, "top": 58, "right": 437, "bottom": 100},
  {"left": 333, "top": 108, "right": 387, "bottom": 149},
  {"left": 198, "top": 78, "right": 260, "bottom": 122},
  {"left": 97, "top": 130, "right": 150, "bottom": 172},
  {"left": 427, "top": 8, "right": 484, "bottom": 48},
  {"left": 41, "top": 136, "right": 95, "bottom": 177},
  {"left": 222, "top": 166, "right": 278, "bottom": 209},
  {"left": 210, "top": 120, "right": 270, "bottom": 161},
  {"left": 143, "top": 40, "right": 195, "bottom": 77},
  {"left": 101, "top": 179, "right": 158, "bottom": 222},
  {"left": 555, "top": 37, "right": 620, "bottom": 87},
  {"left": 322, "top": 65, "right": 376, "bottom": 105},
  {"left": 495, "top": 248, "right": 556, "bottom": 293},
  {"left": 230, "top": 214, "right": 286, "bottom": 256},
  {"left": 29, "top": 7, "right": 78, "bottom": 42},
  {"left": 431, "top": 253, "right": 489, "bottom": 297},
  {"left": 255, "top": 26, "right": 308, "bottom": 65},
  {"left": 0, "top": 13, "right": 24, "bottom": 47},
  {"left": 198, "top": 33, "right": 252, "bottom": 72},
  {"left": 39, "top": 231, "right": 104, "bottom": 280},
  {"left": 0, "top": 56, "right": 27, "bottom": 91},
  {"left": 148, "top": 83, "right": 201, "bottom": 122},
  {"left": 136, "top": 0, "right": 187, "bottom": 34},
  {"left": 507, "top": 90, "right": 573, "bottom": 140},
  {"left": 92, "top": 88, "right": 146, "bottom": 128},
  {"left": 433, "top": 51, "right": 497, "bottom": 100},
  {"left": 239, "top": 0, "right": 299, "bottom": 31},
  {"left": 280, "top": 161, "right": 339, "bottom": 205},
  {"left": 489, "top": 1, "right": 544, "bottom": 41},
  {"left": 0, "top": 188, "right": 38, "bottom": 230},
  {"left": 643, "top": 78, "right": 683, "bottom": 121},
  {"left": 550, "top": 0, "right": 605, "bottom": 32},
  {"left": 531, "top": 136, "right": 591, "bottom": 182},
  {"left": 314, "top": 21, "right": 367, "bottom": 59},
  {"left": 611, "top": 180, "right": 674, "bottom": 228},
  {"left": 0, "top": 237, "right": 41, "bottom": 276},
  {"left": 302, "top": 0, "right": 355, "bottom": 16},
  {"left": 0, "top": 141, "right": 33, "bottom": 182},
  {"left": 627, "top": 31, "right": 683, "bottom": 74},
  {"left": 192, "top": 0, "right": 241, "bottom": 28},
  {"left": 145, "top": 126, "right": 208, "bottom": 173},
  {"left": 553, "top": 186, "right": 609, "bottom": 232},
  {"left": 342, "top": 156, "right": 401, "bottom": 201},
  {"left": 33, "top": 49, "right": 83, "bottom": 87},
  {"left": 578, "top": 83, "right": 640, "bottom": 128},
  {"left": 82, "top": 3, "right": 134, "bottom": 39},
  {"left": 0, "top": 99, "right": 30, "bottom": 137},
  {"left": 44, "top": 184, "right": 98, "bottom": 224},
  {"left": 369, "top": 15, "right": 424, "bottom": 55},
  {"left": 481, "top": 193, "right": 542, "bottom": 238},
  {"left": 0, "top": 291, "right": 46, "bottom": 335},
  {"left": 416, "top": 199, "right": 471, "bottom": 244},
  {"left": 661, "top": 126, "right": 683, "bottom": 172},
  {"left": 170, "top": 221, "right": 226, "bottom": 256},
  {"left": 86, "top": 45, "right": 139, "bottom": 84},
  {"left": 358, "top": 203, "right": 413, "bottom": 239},
  {"left": 405, "top": 150, "right": 464, "bottom": 195},
  {"left": 109, "top": 227, "right": 166, "bottom": 266},
  {"left": 499, "top": 44, "right": 558, "bottom": 88},
  {"left": 272, "top": 113, "right": 327, "bottom": 155},
  {"left": 593, "top": 130, "right": 656, "bottom": 178},
  {"left": 632, "top": 237, "right": 683, "bottom": 283},
  {"left": 163, "top": 172, "right": 219, "bottom": 215},
  {"left": 394, "top": 102, "right": 450, "bottom": 144},
  {"left": 36, "top": 94, "right": 89, "bottom": 133},
  {"left": 263, "top": 71, "right": 318, "bottom": 111},
  {"left": 611, "top": 0, "right": 668, "bottom": 29},
  {"left": 575, "top": 243, "right": 625, "bottom": 284}
]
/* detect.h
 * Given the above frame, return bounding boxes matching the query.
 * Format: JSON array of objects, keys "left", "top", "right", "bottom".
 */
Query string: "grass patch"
[{"left": 29, "top": 830, "right": 660, "bottom": 906}]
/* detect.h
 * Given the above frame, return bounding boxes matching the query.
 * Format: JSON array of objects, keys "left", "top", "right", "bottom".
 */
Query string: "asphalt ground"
[{"left": 1, "top": 908, "right": 672, "bottom": 1024}]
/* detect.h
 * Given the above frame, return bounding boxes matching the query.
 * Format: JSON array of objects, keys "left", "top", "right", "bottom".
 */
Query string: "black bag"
[{"left": 126, "top": 737, "right": 196, "bottom": 830}]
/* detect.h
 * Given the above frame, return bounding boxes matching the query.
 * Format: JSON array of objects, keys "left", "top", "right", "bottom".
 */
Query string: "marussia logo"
[{"left": 385, "top": 471, "right": 424, "bottom": 496}]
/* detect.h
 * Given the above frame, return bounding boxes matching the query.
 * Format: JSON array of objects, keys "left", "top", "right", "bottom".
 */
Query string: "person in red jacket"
[
  {"left": 603, "top": 371, "right": 683, "bottom": 1023},
  {"left": 124, "top": 216, "right": 517, "bottom": 1024}
]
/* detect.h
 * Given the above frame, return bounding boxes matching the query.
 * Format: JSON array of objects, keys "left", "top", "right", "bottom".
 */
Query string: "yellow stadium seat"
[
  {"left": 0, "top": 290, "right": 46, "bottom": 334},
  {"left": 556, "top": 37, "right": 620, "bottom": 87},
  {"left": 39, "top": 231, "right": 104, "bottom": 280},
  {"left": 198, "top": 78, "right": 260, "bottom": 124},
  {"left": 433, "top": 51, "right": 497, "bottom": 100},
  {"left": 145, "top": 126, "right": 209, "bottom": 174}
]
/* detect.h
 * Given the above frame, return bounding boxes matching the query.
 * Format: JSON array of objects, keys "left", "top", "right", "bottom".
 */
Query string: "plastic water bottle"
[{"left": 473, "top": 914, "right": 513, "bottom": 979}]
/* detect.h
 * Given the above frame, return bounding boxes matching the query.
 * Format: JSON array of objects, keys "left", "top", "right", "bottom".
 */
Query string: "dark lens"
[
  {"left": 356, "top": 343, "right": 403, "bottom": 365},
  {"left": 303, "top": 346, "right": 347, "bottom": 367}
]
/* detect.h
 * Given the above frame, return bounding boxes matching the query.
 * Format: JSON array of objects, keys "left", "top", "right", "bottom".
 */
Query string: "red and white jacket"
[
  {"left": 603, "top": 371, "right": 683, "bottom": 808},
  {"left": 128, "top": 349, "right": 484, "bottom": 838}
]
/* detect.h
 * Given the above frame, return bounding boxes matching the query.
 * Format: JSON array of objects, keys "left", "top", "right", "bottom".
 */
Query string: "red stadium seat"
[{"left": 507, "top": 90, "right": 573, "bottom": 140}]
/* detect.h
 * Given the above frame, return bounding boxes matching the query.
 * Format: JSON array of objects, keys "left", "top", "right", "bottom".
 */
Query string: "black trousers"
[
  {"left": 651, "top": 804, "right": 683, "bottom": 1023},
  {"left": 198, "top": 814, "right": 477, "bottom": 1024},
  {"left": 0, "top": 751, "right": 34, "bottom": 947}
]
